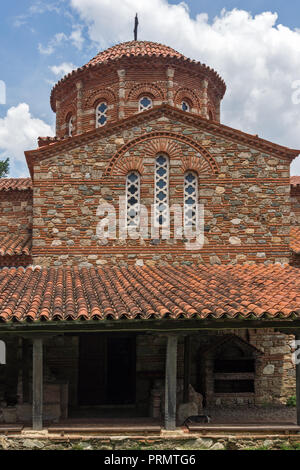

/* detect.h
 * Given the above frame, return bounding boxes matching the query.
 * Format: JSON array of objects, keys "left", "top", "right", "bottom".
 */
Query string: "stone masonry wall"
[
  {"left": 0, "top": 190, "right": 32, "bottom": 235},
  {"left": 32, "top": 114, "right": 291, "bottom": 267}
]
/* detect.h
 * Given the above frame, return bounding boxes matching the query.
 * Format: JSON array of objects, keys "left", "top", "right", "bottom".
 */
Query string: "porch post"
[
  {"left": 183, "top": 336, "right": 191, "bottom": 403},
  {"left": 164, "top": 334, "right": 178, "bottom": 431},
  {"left": 32, "top": 338, "right": 43, "bottom": 431},
  {"left": 296, "top": 333, "right": 300, "bottom": 426}
]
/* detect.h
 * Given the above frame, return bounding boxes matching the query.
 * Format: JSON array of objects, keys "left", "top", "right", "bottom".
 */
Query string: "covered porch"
[{"left": 1, "top": 319, "right": 300, "bottom": 433}]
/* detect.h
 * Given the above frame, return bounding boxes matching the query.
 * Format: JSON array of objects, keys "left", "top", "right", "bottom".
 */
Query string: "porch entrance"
[{"left": 78, "top": 334, "right": 136, "bottom": 407}]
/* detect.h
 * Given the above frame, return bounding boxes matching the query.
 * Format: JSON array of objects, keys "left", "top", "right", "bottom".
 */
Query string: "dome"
[{"left": 86, "top": 41, "right": 186, "bottom": 66}]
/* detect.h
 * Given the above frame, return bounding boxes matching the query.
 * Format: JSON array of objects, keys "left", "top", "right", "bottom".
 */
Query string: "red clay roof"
[
  {"left": 0, "top": 178, "right": 32, "bottom": 191},
  {"left": 0, "top": 233, "right": 31, "bottom": 256},
  {"left": 0, "top": 264, "right": 300, "bottom": 323},
  {"left": 87, "top": 41, "right": 185, "bottom": 66}
]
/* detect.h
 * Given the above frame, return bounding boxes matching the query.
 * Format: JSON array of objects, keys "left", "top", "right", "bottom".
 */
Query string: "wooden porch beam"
[
  {"left": 32, "top": 338, "right": 43, "bottom": 431},
  {"left": 164, "top": 335, "right": 178, "bottom": 431}
]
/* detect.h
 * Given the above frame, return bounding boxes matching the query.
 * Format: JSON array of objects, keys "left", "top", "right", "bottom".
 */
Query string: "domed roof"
[
  {"left": 86, "top": 41, "right": 186, "bottom": 66},
  {"left": 50, "top": 40, "right": 226, "bottom": 111}
]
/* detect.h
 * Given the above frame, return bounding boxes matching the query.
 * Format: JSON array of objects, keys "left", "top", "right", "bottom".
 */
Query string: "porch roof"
[{"left": 0, "top": 264, "right": 300, "bottom": 323}]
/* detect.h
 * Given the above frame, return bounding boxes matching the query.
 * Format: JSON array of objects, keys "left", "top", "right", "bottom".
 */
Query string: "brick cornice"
[{"left": 25, "top": 104, "right": 300, "bottom": 178}]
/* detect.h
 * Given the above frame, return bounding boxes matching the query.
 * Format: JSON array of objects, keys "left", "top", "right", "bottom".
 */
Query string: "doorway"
[{"left": 78, "top": 334, "right": 136, "bottom": 406}]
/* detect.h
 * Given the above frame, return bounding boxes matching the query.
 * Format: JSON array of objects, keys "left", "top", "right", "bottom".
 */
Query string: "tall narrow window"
[
  {"left": 126, "top": 172, "right": 140, "bottom": 227},
  {"left": 139, "top": 96, "right": 152, "bottom": 112},
  {"left": 184, "top": 171, "right": 198, "bottom": 228},
  {"left": 68, "top": 115, "right": 73, "bottom": 137},
  {"left": 96, "top": 102, "right": 108, "bottom": 128},
  {"left": 0, "top": 340, "right": 6, "bottom": 365},
  {"left": 155, "top": 154, "right": 169, "bottom": 226}
]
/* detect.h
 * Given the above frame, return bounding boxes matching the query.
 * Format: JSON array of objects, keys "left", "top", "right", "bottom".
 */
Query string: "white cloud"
[
  {"left": 38, "top": 32, "right": 68, "bottom": 55},
  {"left": 70, "top": 0, "right": 300, "bottom": 173},
  {"left": 49, "top": 62, "right": 77, "bottom": 78},
  {"left": 0, "top": 104, "right": 54, "bottom": 177},
  {"left": 38, "top": 27, "right": 84, "bottom": 55}
]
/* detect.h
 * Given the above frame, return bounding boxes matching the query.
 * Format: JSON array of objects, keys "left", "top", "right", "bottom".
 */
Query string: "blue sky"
[{"left": 1, "top": 0, "right": 300, "bottom": 176}]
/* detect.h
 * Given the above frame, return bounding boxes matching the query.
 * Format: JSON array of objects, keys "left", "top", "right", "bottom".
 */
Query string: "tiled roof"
[
  {"left": 0, "top": 233, "right": 31, "bottom": 256},
  {"left": 0, "top": 178, "right": 32, "bottom": 191},
  {"left": 0, "top": 264, "right": 300, "bottom": 323},
  {"left": 87, "top": 41, "right": 185, "bottom": 66}
]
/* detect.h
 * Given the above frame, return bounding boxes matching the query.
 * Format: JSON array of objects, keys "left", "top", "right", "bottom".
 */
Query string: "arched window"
[
  {"left": 0, "top": 340, "right": 6, "bottom": 365},
  {"left": 155, "top": 154, "right": 169, "bottom": 226},
  {"left": 181, "top": 100, "right": 190, "bottom": 112},
  {"left": 67, "top": 115, "right": 74, "bottom": 137},
  {"left": 96, "top": 102, "right": 108, "bottom": 128},
  {"left": 126, "top": 172, "right": 140, "bottom": 227},
  {"left": 139, "top": 96, "right": 153, "bottom": 112},
  {"left": 184, "top": 171, "right": 198, "bottom": 228}
]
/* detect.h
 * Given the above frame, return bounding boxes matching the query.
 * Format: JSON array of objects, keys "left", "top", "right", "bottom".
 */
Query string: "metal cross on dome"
[{"left": 134, "top": 13, "right": 139, "bottom": 41}]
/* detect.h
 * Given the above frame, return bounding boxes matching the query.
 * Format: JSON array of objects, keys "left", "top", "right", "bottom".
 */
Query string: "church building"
[{"left": 1, "top": 39, "right": 300, "bottom": 432}]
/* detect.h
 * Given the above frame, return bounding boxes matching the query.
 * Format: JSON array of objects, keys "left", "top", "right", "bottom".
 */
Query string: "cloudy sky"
[{"left": 1, "top": 0, "right": 300, "bottom": 176}]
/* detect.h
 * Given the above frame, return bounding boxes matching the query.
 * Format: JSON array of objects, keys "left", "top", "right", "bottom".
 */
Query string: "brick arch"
[
  {"left": 207, "top": 102, "right": 216, "bottom": 121},
  {"left": 84, "top": 88, "right": 116, "bottom": 108},
  {"left": 114, "top": 156, "right": 145, "bottom": 176},
  {"left": 174, "top": 88, "right": 200, "bottom": 109},
  {"left": 62, "top": 104, "right": 76, "bottom": 123},
  {"left": 104, "top": 132, "right": 219, "bottom": 176},
  {"left": 127, "top": 83, "right": 165, "bottom": 101},
  {"left": 180, "top": 155, "right": 211, "bottom": 175}
]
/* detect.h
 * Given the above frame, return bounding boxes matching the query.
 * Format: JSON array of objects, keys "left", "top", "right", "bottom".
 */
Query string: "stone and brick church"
[{"left": 1, "top": 40, "right": 300, "bottom": 432}]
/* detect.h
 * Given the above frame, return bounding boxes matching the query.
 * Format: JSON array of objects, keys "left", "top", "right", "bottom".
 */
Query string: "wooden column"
[
  {"left": 32, "top": 338, "right": 43, "bottom": 431},
  {"left": 296, "top": 333, "right": 300, "bottom": 426},
  {"left": 165, "top": 335, "right": 178, "bottom": 431},
  {"left": 183, "top": 336, "right": 191, "bottom": 403}
]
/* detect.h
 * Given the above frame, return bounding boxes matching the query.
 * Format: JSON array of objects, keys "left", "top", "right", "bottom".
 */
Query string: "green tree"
[{"left": 0, "top": 158, "right": 9, "bottom": 178}]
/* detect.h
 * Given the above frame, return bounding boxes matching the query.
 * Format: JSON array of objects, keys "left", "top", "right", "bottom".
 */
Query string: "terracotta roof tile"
[
  {"left": 0, "top": 264, "right": 300, "bottom": 323},
  {"left": 0, "top": 233, "right": 31, "bottom": 256},
  {"left": 0, "top": 178, "right": 32, "bottom": 191},
  {"left": 87, "top": 41, "right": 185, "bottom": 66}
]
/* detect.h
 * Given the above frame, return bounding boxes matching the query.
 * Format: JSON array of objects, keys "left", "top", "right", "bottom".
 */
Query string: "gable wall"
[{"left": 32, "top": 116, "right": 291, "bottom": 267}]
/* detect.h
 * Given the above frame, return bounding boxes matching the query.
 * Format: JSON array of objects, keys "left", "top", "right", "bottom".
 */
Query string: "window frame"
[
  {"left": 139, "top": 96, "right": 153, "bottom": 113},
  {"left": 184, "top": 170, "right": 198, "bottom": 229},
  {"left": 96, "top": 101, "right": 108, "bottom": 128},
  {"left": 154, "top": 153, "right": 169, "bottom": 227},
  {"left": 126, "top": 171, "right": 141, "bottom": 228}
]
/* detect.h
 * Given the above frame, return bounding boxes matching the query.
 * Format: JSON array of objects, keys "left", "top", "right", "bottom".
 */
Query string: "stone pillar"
[
  {"left": 202, "top": 79, "right": 209, "bottom": 119},
  {"left": 76, "top": 80, "right": 83, "bottom": 134},
  {"left": 165, "top": 335, "right": 178, "bottom": 430},
  {"left": 32, "top": 338, "right": 43, "bottom": 431},
  {"left": 166, "top": 67, "right": 175, "bottom": 106},
  {"left": 296, "top": 333, "right": 300, "bottom": 426},
  {"left": 117, "top": 69, "right": 126, "bottom": 119},
  {"left": 55, "top": 100, "right": 61, "bottom": 137}
]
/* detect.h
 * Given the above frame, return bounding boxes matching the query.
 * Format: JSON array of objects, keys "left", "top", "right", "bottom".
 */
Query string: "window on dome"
[
  {"left": 126, "top": 172, "right": 140, "bottom": 228},
  {"left": 181, "top": 101, "right": 190, "bottom": 112},
  {"left": 68, "top": 115, "right": 74, "bottom": 137},
  {"left": 155, "top": 154, "right": 169, "bottom": 226},
  {"left": 96, "top": 102, "right": 108, "bottom": 128},
  {"left": 139, "top": 96, "right": 153, "bottom": 112},
  {"left": 184, "top": 171, "right": 198, "bottom": 228}
]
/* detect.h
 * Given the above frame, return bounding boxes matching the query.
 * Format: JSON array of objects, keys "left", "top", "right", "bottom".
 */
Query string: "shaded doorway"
[{"left": 78, "top": 334, "right": 136, "bottom": 406}]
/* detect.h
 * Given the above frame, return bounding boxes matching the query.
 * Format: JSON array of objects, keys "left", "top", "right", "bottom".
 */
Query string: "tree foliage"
[{"left": 0, "top": 158, "right": 9, "bottom": 178}]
